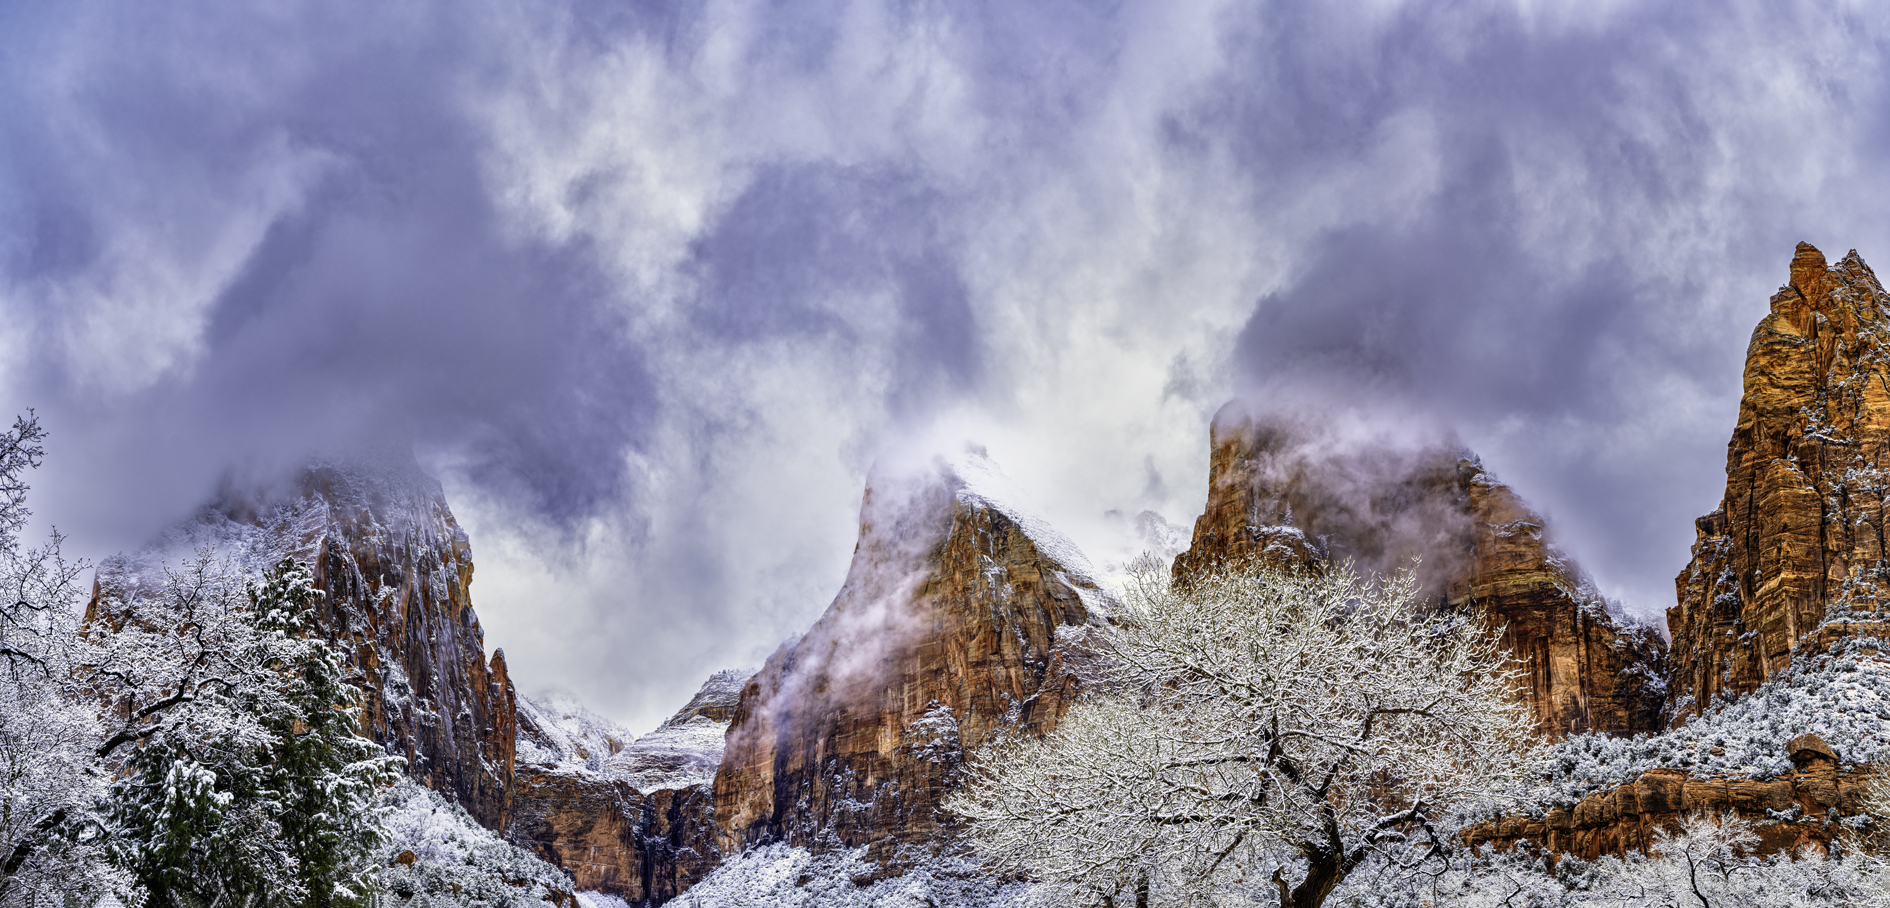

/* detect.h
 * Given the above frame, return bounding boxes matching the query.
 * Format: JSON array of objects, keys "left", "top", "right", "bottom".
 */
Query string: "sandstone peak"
[
  {"left": 1174, "top": 400, "right": 1667, "bottom": 737},
  {"left": 714, "top": 449, "right": 1111, "bottom": 864},
  {"left": 1669, "top": 242, "right": 1890, "bottom": 721}
]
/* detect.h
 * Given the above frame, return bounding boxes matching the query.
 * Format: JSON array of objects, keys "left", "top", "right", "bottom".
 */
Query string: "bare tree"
[
  {"left": 948, "top": 563, "right": 1536, "bottom": 908},
  {"left": 0, "top": 413, "right": 132, "bottom": 904}
]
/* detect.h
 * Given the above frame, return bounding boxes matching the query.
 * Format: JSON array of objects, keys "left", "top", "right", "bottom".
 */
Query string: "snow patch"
[
  {"left": 672, "top": 843, "right": 1039, "bottom": 908},
  {"left": 516, "top": 692, "right": 635, "bottom": 771},
  {"left": 379, "top": 778, "right": 572, "bottom": 906},
  {"left": 1519, "top": 638, "right": 1890, "bottom": 810},
  {"left": 607, "top": 714, "right": 730, "bottom": 793}
]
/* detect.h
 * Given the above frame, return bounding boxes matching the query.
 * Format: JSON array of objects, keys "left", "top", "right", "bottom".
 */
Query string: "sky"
[{"left": 4, "top": 0, "right": 1890, "bottom": 732}]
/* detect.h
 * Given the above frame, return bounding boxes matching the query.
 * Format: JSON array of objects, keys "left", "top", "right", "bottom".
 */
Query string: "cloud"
[{"left": 4, "top": 0, "right": 1890, "bottom": 728}]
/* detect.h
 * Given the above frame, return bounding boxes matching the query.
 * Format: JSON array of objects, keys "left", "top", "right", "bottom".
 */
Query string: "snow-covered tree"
[
  {"left": 104, "top": 557, "right": 402, "bottom": 908},
  {"left": 0, "top": 413, "right": 130, "bottom": 905},
  {"left": 948, "top": 563, "right": 1536, "bottom": 908}
]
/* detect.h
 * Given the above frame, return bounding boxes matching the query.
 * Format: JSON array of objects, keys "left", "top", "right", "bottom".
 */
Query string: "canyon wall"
[
  {"left": 1173, "top": 405, "right": 1668, "bottom": 738},
  {"left": 713, "top": 453, "right": 1112, "bottom": 865},
  {"left": 507, "top": 674, "right": 739, "bottom": 904},
  {"left": 101, "top": 456, "right": 519, "bottom": 829},
  {"left": 1669, "top": 243, "right": 1890, "bottom": 720}
]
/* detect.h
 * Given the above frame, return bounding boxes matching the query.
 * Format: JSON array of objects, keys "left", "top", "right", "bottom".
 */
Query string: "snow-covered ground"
[
  {"left": 379, "top": 778, "right": 573, "bottom": 906},
  {"left": 666, "top": 843, "right": 1038, "bottom": 908},
  {"left": 1523, "top": 636, "right": 1890, "bottom": 809}
]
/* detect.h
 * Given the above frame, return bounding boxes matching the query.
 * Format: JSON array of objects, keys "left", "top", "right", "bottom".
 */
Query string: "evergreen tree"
[
  {"left": 251, "top": 559, "right": 403, "bottom": 908},
  {"left": 106, "top": 558, "right": 402, "bottom": 908}
]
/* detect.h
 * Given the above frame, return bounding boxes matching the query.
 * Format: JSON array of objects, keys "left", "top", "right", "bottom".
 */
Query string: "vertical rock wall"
[
  {"left": 712, "top": 455, "right": 1110, "bottom": 865},
  {"left": 299, "top": 463, "right": 518, "bottom": 830},
  {"left": 508, "top": 673, "right": 738, "bottom": 905},
  {"left": 152, "top": 458, "right": 522, "bottom": 830},
  {"left": 1668, "top": 243, "right": 1890, "bottom": 721},
  {"left": 1173, "top": 403, "right": 1667, "bottom": 738}
]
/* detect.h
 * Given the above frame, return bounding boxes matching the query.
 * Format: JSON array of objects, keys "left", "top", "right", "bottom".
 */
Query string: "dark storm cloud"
[
  {"left": 689, "top": 163, "right": 979, "bottom": 419},
  {"left": 0, "top": 0, "right": 665, "bottom": 550},
  {"left": 6, "top": 0, "right": 1890, "bottom": 726}
]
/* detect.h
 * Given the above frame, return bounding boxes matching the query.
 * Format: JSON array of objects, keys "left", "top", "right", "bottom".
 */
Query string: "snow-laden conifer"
[{"left": 104, "top": 558, "right": 402, "bottom": 908}]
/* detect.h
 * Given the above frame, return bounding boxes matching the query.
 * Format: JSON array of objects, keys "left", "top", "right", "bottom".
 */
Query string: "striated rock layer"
[
  {"left": 713, "top": 452, "right": 1112, "bottom": 865},
  {"left": 1465, "top": 737, "right": 1873, "bottom": 860},
  {"left": 1669, "top": 243, "right": 1890, "bottom": 721},
  {"left": 1174, "top": 403, "right": 1667, "bottom": 738}
]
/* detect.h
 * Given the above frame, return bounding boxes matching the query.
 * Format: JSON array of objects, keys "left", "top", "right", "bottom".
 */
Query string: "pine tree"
[
  {"left": 106, "top": 558, "right": 402, "bottom": 908},
  {"left": 250, "top": 559, "right": 403, "bottom": 908}
]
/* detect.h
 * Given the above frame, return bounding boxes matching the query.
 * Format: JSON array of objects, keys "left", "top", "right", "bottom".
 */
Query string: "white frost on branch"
[{"left": 949, "top": 563, "right": 1537, "bottom": 908}]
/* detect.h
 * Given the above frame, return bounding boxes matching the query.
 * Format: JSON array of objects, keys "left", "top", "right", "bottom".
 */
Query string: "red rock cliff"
[
  {"left": 1174, "top": 404, "right": 1667, "bottom": 738},
  {"left": 713, "top": 452, "right": 1110, "bottom": 864},
  {"left": 508, "top": 673, "right": 740, "bottom": 905},
  {"left": 131, "top": 457, "right": 521, "bottom": 830},
  {"left": 1668, "top": 243, "right": 1890, "bottom": 721}
]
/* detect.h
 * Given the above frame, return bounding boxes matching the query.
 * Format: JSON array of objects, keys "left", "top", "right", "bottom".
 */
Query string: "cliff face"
[
  {"left": 120, "top": 457, "right": 520, "bottom": 829},
  {"left": 1174, "top": 404, "right": 1667, "bottom": 738},
  {"left": 297, "top": 463, "right": 518, "bottom": 830},
  {"left": 509, "top": 673, "right": 740, "bottom": 904},
  {"left": 713, "top": 453, "right": 1110, "bottom": 864},
  {"left": 1669, "top": 243, "right": 1890, "bottom": 720}
]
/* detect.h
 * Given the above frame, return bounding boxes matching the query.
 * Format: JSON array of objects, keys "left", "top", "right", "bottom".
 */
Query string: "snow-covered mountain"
[{"left": 96, "top": 452, "right": 520, "bottom": 829}]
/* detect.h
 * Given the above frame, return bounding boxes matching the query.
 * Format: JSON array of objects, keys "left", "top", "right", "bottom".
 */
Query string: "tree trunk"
[{"left": 1275, "top": 840, "right": 1352, "bottom": 908}]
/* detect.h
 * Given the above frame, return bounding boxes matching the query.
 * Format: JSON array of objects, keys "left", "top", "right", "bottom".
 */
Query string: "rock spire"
[{"left": 1669, "top": 242, "right": 1890, "bottom": 719}]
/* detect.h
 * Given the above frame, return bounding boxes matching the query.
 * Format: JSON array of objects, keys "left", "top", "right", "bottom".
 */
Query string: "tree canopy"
[{"left": 949, "top": 563, "right": 1536, "bottom": 908}]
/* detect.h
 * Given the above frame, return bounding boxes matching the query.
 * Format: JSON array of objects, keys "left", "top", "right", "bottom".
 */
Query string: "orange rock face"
[
  {"left": 507, "top": 769, "right": 650, "bottom": 898},
  {"left": 508, "top": 676, "right": 735, "bottom": 904},
  {"left": 1668, "top": 243, "right": 1890, "bottom": 721},
  {"left": 712, "top": 454, "right": 1108, "bottom": 864},
  {"left": 1465, "top": 737, "right": 1873, "bottom": 860},
  {"left": 117, "top": 458, "right": 522, "bottom": 829},
  {"left": 503, "top": 768, "right": 719, "bottom": 905},
  {"left": 1174, "top": 403, "right": 1667, "bottom": 738}
]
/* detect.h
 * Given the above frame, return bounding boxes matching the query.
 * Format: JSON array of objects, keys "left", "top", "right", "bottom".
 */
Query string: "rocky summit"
[
  {"left": 99, "top": 455, "right": 521, "bottom": 830},
  {"left": 100, "top": 240, "right": 1890, "bottom": 896},
  {"left": 713, "top": 451, "right": 1114, "bottom": 866},
  {"left": 1669, "top": 242, "right": 1890, "bottom": 721},
  {"left": 1171, "top": 403, "right": 1668, "bottom": 738}
]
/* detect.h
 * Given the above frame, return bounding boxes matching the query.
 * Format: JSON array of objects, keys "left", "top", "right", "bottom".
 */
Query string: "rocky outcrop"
[
  {"left": 1669, "top": 243, "right": 1890, "bottom": 721},
  {"left": 1465, "top": 735, "right": 1874, "bottom": 859},
  {"left": 713, "top": 452, "right": 1111, "bottom": 865},
  {"left": 1460, "top": 470, "right": 1670, "bottom": 737},
  {"left": 509, "top": 672, "right": 741, "bottom": 904},
  {"left": 507, "top": 770, "right": 649, "bottom": 898},
  {"left": 1173, "top": 403, "right": 1667, "bottom": 738},
  {"left": 295, "top": 462, "right": 518, "bottom": 830},
  {"left": 105, "top": 455, "right": 519, "bottom": 829}
]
